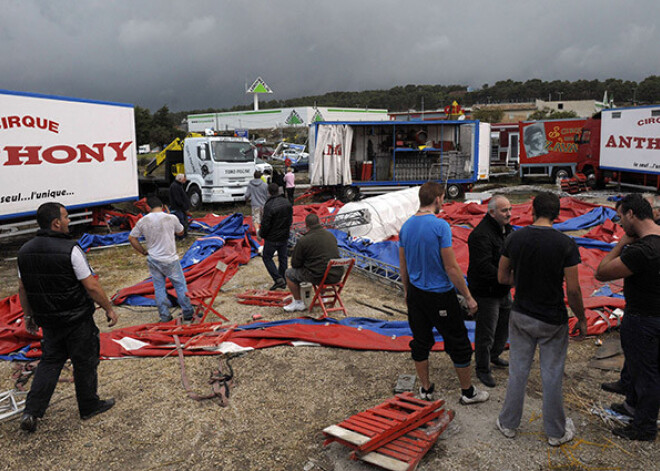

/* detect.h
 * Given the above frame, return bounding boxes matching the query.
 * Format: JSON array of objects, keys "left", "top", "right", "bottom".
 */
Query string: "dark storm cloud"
[{"left": 1, "top": 0, "right": 658, "bottom": 112}]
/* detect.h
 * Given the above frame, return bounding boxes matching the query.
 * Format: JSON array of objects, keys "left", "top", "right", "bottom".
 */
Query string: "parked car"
[
  {"left": 273, "top": 149, "right": 309, "bottom": 163},
  {"left": 291, "top": 155, "right": 309, "bottom": 172},
  {"left": 255, "top": 157, "right": 273, "bottom": 175}
]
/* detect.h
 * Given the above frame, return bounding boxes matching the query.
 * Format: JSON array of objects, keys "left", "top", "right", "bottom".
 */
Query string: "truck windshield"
[{"left": 210, "top": 141, "right": 254, "bottom": 163}]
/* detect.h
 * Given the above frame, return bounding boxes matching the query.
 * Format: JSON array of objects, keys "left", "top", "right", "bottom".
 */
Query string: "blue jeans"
[
  {"left": 147, "top": 256, "right": 194, "bottom": 321},
  {"left": 262, "top": 240, "right": 288, "bottom": 283},
  {"left": 621, "top": 313, "right": 660, "bottom": 437}
]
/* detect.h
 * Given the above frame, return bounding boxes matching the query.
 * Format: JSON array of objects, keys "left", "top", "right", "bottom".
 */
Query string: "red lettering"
[
  {"left": 107, "top": 141, "right": 131, "bottom": 161},
  {"left": 632, "top": 137, "right": 646, "bottom": 148},
  {"left": 2, "top": 141, "right": 133, "bottom": 165},
  {"left": 605, "top": 135, "right": 617, "bottom": 148},
  {"left": 618, "top": 136, "right": 632, "bottom": 148},
  {"left": 647, "top": 138, "right": 660, "bottom": 150},
  {"left": 0, "top": 115, "right": 60, "bottom": 133},
  {"left": 41, "top": 145, "right": 77, "bottom": 164},
  {"left": 77, "top": 143, "right": 106, "bottom": 163},
  {"left": 324, "top": 144, "right": 342, "bottom": 156},
  {"left": 3, "top": 146, "right": 42, "bottom": 165}
]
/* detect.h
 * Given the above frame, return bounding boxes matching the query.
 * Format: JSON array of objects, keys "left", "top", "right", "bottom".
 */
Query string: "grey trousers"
[
  {"left": 498, "top": 310, "right": 569, "bottom": 439},
  {"left": 474, "top": 293, "right": 511, "bottom": 373}
]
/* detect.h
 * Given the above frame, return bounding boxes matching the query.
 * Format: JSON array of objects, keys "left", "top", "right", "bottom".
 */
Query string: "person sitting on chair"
[{"left": 283, "top": 214, "right": 342, "bottom": 312}]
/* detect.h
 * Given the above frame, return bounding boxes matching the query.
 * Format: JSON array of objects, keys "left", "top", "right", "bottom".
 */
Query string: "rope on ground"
[{"left": 173, "top": 332, "right": 242, "bottom": 406}]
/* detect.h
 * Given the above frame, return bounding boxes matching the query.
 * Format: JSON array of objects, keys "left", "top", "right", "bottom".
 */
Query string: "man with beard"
[{"left": 596, "top": 193, "right": 660, "bottom": 442}]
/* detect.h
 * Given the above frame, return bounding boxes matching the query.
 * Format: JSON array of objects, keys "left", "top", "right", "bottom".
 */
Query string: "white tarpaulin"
[
  {"left": 336, "top": 186, "right": 421, "bottom": 242},
  {"left": 310, "top": 124, "right": 353, "bottom": 186}
]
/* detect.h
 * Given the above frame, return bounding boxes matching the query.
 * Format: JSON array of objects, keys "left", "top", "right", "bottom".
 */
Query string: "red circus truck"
[
  {"left": 518, "top": 118, "right": 586, "bottom": 182},
  {"left": 575, "top": 105, "right": 660, "bottom": 190}
]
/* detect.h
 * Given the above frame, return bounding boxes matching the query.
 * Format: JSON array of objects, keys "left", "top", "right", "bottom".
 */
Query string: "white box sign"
[{"left": 0, "top": 90, "right": 138, "bottom": 219}]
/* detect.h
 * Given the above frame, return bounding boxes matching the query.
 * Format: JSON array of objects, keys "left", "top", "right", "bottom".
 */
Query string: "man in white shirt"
[{"left": 129, "top": 197, "right": 194, "bottom": 322}]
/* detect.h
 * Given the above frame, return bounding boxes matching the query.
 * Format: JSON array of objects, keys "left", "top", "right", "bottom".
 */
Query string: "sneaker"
[
  {"left": 496, "top": 418, "right": 516, "bottom": 438},
  {"left": 81, "top": 398, "right": 115, "bottom": 420},
  {"left": 548, "top": 418, "right": 575, "bottom": 447},
  {"left": 419, "top": 383, "right": 435, "bottom": 401},
  {"left": 160, "top": 316, "right": 173, "bottom": 323},
  {"left": 283, "top": 299, "right": 306, "bottom": 312},
  {"left": 477, "top": 371, "right": 496, "bottom": 388},
  {"left": 491, "top": 357, "right": 509, "bottom": 369},
  {"left": 601, "top": 380, "right": 626, "bottom": 395},
  {"left": 460, "top": 386, "right": 489, "bottom": 405},
  {"left": 612, "top": 425, "right": 656, "bottom": 442},
  {"left": 20, "top": 413, "right": 37, "bottom": 433}
]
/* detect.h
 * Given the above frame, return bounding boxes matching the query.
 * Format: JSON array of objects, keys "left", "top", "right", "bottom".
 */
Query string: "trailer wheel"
[
  {"left": 446, "top": 184, "right": 463, "bottom": 199},
  {"left": 552, "top": 167, "right": 572, "bottom": 181},
  {"left": 339, "top": 186, "right": 359, "bottom": 203},
  {"left": 187, "top": 185, "right": 202, "bottom": 210}
]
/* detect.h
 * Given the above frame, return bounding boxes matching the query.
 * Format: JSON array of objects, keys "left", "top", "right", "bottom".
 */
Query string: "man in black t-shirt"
[
  {"left": 596, "top": 193, "right": 660, "bottom": 442},
  {"left": 496, "top": 192, "right": 587, "bottom": 447}
]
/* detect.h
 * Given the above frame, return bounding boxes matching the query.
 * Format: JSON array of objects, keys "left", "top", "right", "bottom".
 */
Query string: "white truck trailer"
[{"left": 0, "top": 89, "right": 138, "bottom": 238}]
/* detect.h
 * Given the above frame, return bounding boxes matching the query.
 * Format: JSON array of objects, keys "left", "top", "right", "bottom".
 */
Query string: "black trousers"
[
  {"left": 26, "top": 316, "right": 102, "bottom": 418},
  {"left": 285, "top": 187, "right": 295, "bottom": 204},
  {"left": 406, "top": 283, "right": 473, "bottom": 367}
]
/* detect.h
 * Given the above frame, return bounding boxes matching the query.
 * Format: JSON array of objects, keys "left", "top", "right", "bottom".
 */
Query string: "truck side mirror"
[{"left": 198, "top": 146, "right": 207, "bottom": 160}]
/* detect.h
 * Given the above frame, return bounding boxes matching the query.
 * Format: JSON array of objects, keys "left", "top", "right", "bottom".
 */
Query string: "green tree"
[
  {"left": 134, "top": 106, "right": 152, "bottom": 146},
  {"left": 637, "top": 75, "right": 660, "bottom": 104},
  {"left": 528, "top": 108, "right": 578, "bottom": 120},
  {"left": 472, "top": 108, "right": 504, "bottom": 123}
]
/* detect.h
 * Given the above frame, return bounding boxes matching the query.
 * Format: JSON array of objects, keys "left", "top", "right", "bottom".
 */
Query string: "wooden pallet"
[{"left": 323, "top": 392, "right": 454, "bottom": 471}]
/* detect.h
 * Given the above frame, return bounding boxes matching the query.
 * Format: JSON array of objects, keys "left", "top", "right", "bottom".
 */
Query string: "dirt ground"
[{"left": 0, "top": 186, "right": 658, "bottom": 471}]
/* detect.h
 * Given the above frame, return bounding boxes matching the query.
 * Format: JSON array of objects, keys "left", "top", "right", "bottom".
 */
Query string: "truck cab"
[{"left": 183, "top": 136, "right": 261, "bottom": 208}]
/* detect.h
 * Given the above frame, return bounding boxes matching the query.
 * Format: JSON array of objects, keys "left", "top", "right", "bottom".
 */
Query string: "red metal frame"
[
  {"left": 236, "top": 289, "right": 293, "bottom": 307},
  {"left": 309, "top": 258, "right": 355, "bottom": 318}
]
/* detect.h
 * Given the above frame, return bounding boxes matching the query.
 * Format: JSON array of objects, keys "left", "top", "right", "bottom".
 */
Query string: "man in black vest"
[{"left": 17, "top": 202, "right": 118, "bottom": 433}]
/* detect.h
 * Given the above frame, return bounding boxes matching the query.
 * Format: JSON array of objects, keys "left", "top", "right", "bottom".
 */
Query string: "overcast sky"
[{"left": 2, "top": 1, "right": 659, "bottom": 112}]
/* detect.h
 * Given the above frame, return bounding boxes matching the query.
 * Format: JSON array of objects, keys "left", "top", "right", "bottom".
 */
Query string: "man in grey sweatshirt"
[{"left": 245, "top": 170, "right": 269, "bottom": 234}]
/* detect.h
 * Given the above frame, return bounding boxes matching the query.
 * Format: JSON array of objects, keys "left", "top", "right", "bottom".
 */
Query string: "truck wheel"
[
  {"left": 187, "top": 185, "right": 202, "bottom": 210},
  {"left": 339, "top": 186, "right": 359, "bottom": 203},
  {"left": 552, "top": 167, "right": 572, "bottom": 181},
  {"left": 446, "top": 184, "right": 463, "bottom": 199}
]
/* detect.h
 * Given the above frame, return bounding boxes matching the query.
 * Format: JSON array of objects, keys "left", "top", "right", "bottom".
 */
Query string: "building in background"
[{"left": 188, "top": 107, "right": 388, "bottom": 133}]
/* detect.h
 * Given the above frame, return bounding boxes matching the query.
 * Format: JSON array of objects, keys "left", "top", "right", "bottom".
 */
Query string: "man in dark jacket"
[
  {"left": 467, "top": 195, "right": 513, "bottom": 388},
  {"left": 284, "top": 213, "right": 341, "bottom": 312},
  {"left": 169, "top": 174, "right": 191, "bottom": 239},
  {"left": 259, "top": 183, "right": 293, "bottom": 290},
  {"left": 17, "top": 202, "right": 118, "bottom": 433}
]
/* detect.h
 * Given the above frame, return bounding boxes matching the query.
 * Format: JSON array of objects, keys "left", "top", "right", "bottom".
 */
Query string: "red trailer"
[{"left": 518, "top": 118, "right": 586, "bottom": 182}]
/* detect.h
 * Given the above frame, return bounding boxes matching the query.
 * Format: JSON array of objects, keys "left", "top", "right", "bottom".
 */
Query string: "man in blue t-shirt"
[
  {"left": 596, "top": 193, "right": 660, "bottom": 442},
  {"left": 496, "top": 192, "right": 587, "bottom": 447},
  {"left": 399, "top": 182, "right": 489, "bottom": 406}
]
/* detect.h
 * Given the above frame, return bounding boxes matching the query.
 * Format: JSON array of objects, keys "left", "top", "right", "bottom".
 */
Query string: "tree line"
[{"left": 136, "top": 75, "right": 660, "bottom": 147}]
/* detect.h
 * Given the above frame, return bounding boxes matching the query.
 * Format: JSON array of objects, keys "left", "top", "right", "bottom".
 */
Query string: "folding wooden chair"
[
  {"left": 186, "top": 260, "right": 231, "bottom": 323},
  {"left": 309, "top": 258, "right": 355, "bottom": 318}
]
